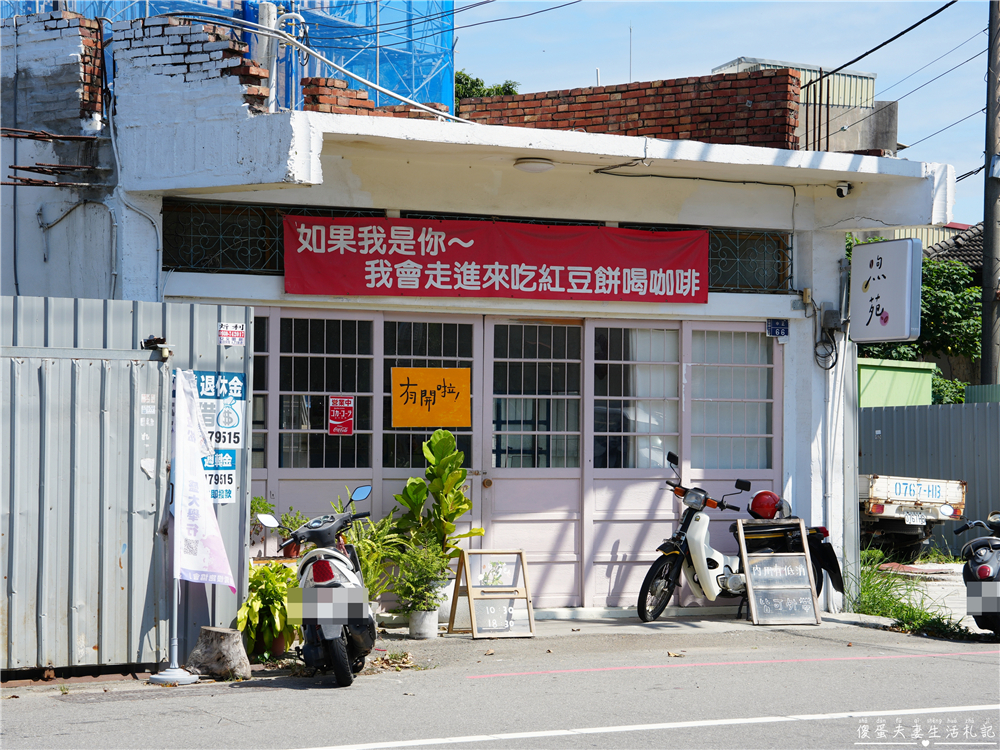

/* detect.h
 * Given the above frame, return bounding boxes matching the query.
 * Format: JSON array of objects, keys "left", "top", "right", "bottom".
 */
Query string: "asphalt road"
[{"left": 2, "top": 621, "right": 998, "bottom": 750}]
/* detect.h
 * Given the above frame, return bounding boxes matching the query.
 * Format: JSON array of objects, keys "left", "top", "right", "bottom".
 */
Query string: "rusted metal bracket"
[
  {"left": 2, "top": 176, "right": 99, "bottom": 188},
  {"left": 1, "top": 128, "right": 100, "bottom": 142}
]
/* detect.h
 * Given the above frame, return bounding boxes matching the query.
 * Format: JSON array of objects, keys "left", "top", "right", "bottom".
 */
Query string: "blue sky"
[{"left": 454, "top": 1, "right": 989, "bottom": 225}]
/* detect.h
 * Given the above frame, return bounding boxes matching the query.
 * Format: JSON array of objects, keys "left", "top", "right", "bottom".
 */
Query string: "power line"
[
  {"left": 307, "top": 1, "right": 495, "bottom": 43},
  {"left": 900, "top": 107, "right": 986, "bottom": 151},
  {"left": 314, "top": 0, "right": 583, "bottom": 51},
  {"left": 956, "top": 163, "right": 987, "bottom": 182},
  {"left": 803, "top": 0, "right": 958, "bottom": 92},
  {"left": 822, "top": 27, "right": 987, "bottom": 131},
  {"left": 877, "top": 27, "right": 987, "bottom": 100},
  {"left": 839, "top": 48, "right": 986, "bottom": 133}
]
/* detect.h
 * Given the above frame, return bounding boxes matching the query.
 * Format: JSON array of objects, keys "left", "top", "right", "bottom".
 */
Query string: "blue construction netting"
[{"left": 1, "top": 0, "right": 455, "bottom": 113}]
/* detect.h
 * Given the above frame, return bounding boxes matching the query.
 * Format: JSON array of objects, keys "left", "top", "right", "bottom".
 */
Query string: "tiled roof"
[{"left": 926, "top": 221, "right": 984, "bottom": 269}]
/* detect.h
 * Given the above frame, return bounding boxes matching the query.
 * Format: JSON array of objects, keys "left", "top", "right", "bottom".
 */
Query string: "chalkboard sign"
[
  {"left": 447, "top": 550, "right": 535, "bottom": 638},
  {"left": 736, "top": 519, "right": 821, "bottom": 626}
]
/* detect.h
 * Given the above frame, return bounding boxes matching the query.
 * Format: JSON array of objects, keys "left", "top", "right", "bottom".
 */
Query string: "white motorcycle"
[
  {"left": 637, "top": 452, "right": 843, "bottom": 621},
  {"left": 257, "top": 485, "right": 376, "bottom": 687}
]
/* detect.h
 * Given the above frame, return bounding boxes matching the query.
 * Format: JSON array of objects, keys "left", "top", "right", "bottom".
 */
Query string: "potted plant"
[
  {"left": 236, "top": 561, "right": 299, "bottom": 657},
  {"left": 394, "top": 534, "right": 450, "bottom": 639},
  {"left": 393, "top": 429, "right": 485, "bottom": 621},
  {"left": 393, "top": 429, "right": 485, "bottom": 559},
  {"left": 278, "top": 507, "right": 310, "bottom": 558},
  {"left": 331, "top": 495, "right": 406, "bottom": 615},
  {"left": 250, "top": 496, "right": 275, "bottom": 550}
]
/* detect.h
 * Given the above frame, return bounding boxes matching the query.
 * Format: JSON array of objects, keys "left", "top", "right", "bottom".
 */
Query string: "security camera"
[{"left": 836, "top": 182, "right": 852, "bottom": 198}]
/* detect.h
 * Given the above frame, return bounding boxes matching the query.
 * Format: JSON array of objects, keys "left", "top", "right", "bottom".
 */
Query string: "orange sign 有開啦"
[{"left": 391, "top": 367, "right": 471, "bottom": 428}]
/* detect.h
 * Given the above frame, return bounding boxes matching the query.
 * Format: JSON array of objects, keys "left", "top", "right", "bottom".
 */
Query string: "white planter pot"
[
  {"left": 437, "top": 579, "right": 456, "bottom": 624},
  {"left": 408, "top": 610, "right": 439, "bottom": 639}
]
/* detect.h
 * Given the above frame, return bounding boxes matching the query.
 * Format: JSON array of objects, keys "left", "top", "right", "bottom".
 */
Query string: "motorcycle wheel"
[
  {"left": 638, "top": 551, "right": 682, "bottom": 622},
  {"left": 326, "top": 631, "right": 354, "bottom": 687},
  {"left": 973, "top": 613, "right": 1000, "bottom": 635}
]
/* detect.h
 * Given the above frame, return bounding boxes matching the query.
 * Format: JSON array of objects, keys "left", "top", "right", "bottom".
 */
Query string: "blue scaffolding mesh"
[{"left": 1, "top": 0, "right": 455, "bottom": 113}]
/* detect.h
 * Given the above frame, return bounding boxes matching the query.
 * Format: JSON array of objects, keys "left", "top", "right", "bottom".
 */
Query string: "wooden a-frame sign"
[
  {"left": 447, "top": 549, "right": 535, "bottom": 638},
  {"left": 736, "top": 518, "right": 822, "bottom": 626}
]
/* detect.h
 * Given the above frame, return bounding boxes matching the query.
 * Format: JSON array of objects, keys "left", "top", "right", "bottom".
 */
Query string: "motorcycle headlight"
[
  {"left": 682, "top": 488, "right": 708, "bottom": 510},
  {"left": 940, "top": 504, "right": 954, "bottom": 517}
]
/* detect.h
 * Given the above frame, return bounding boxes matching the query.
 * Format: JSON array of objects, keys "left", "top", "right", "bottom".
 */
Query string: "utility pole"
[{"left": 983, "top": 0, "right": 1000, "bottom": 385}]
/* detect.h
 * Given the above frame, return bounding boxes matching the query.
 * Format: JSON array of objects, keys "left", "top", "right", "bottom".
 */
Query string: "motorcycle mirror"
[
  {"left": 735, "top": 479, "right": 751, "bottom": 492},
  {"left": 351, "top": 485, "right": 373, "bottom": 502},
  {"left": 256, "top": 513, "right": 280, "bottom": 529},
  {"left": 667, "top": 451, "right": 679, "bottom": 466}
]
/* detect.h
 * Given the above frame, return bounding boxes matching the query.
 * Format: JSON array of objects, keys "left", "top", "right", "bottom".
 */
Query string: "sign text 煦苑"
[
  {"left": 391, "top": 367, "right": 471, "bottom": 428},
  {"left": 283, "top": 217, "right": 709, "bottom": 304}
]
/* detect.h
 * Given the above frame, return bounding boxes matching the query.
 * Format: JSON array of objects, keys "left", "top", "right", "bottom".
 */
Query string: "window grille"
[{"left": 163, "top": 201, "right": 792, "bottom": 292}]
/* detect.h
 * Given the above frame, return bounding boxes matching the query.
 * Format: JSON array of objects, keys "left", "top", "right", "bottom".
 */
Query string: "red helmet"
[{"left": 749, "top": 490, "right": 791, "bottom": 520}]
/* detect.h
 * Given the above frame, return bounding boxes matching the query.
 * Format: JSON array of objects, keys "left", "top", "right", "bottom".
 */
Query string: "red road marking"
[{"left": 467, "top": 649, "right": 1000, "bottom": 679}]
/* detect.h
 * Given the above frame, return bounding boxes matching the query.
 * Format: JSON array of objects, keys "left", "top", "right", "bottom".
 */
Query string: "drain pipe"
[
  {"left": 259, "top": 2, "right": 278, "bottom": 113},
  {"left": 11, "top": 16, "right": 21, "bottom": 294}
]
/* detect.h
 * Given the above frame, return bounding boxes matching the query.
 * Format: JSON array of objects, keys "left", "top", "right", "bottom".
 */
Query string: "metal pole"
[
  {"left": 983, "top": 0, "right": 1000, "bottom": 385},
  {"left": 149, "top": 481, "right": 198, "bottom": 684},
  {"left": 375, "top": 1, "right": 380, "bottom": 107}
]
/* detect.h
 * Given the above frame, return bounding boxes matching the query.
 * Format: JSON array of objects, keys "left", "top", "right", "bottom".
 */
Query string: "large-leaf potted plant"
[
  {"left": 393, "top": 429, "right": 485, "bottom": 558},
  {"left": 394, "top": 535, "right": 450, "bottom": 639},
  {"left": 393, "top": 429, "right": 485, "bottom": 622},
  {"left": 236, "top": 561, "right": 298, "bottom": 657}
]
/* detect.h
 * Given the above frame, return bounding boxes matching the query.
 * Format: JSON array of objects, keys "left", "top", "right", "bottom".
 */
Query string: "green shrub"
[
  {"left": 393, "top": 536, "right": 450, "bottom": 614},
  {"left": 237, "top": 562, "right": 298, "bottom": 653},
  {"left": 331, "top": 495, "right": 406, "bottom": 603},
  {"left": 250, "top": 496, "right": 275, "bottom": 545}
]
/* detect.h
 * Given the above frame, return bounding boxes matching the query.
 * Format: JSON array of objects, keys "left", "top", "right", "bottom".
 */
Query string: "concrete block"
[
  {"left": 209, "top": 51, "right": 223, "bottom": 60},
  {"left": 186, "top": 53, "right": 209, "bottom": 63},
  {"left": 177, "top": 33, "right": 211, "bottom": 44},
  {"left": 203, "top": 40, "right": 237, "bottom": 51},
  {"left": 185, "top": 70, "right": 212, "bottom": 82},
  {"left": 112, "top": 20, "right": 131, "bottom": 31},
  {"left": 161, "top": 44, "right": 187, "bottom": 54},
  {"left": 143, "top": 17, "right": 174, "bottom": 26},
  {"left": 166, "top": 24, "right": 204, "bottom": 35}
]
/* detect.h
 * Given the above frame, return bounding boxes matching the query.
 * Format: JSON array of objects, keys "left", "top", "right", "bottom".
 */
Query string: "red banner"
[{"left": 283, "top": 217, "right": 709, "bottom": 304}]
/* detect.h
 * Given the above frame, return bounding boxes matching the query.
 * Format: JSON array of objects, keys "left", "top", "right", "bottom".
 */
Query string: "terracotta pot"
[
  {"left": 252, "top": 632, "right": 286, "bottom": 658},
  {"left": 282, "top": 541, "right": 300, "bottom": 558}
]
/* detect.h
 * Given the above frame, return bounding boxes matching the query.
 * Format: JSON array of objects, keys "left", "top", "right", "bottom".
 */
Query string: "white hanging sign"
[{"left": 849, "top": 238, "right": 922, "bottom": 343}]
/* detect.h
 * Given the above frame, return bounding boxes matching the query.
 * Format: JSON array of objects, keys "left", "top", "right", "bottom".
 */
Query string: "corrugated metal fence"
[
  {"left": 859, "top": 403, "right": 1000, "bottom": 554},
  {"left": 1, "top": 296, "right": 252, "bottom": 672}
]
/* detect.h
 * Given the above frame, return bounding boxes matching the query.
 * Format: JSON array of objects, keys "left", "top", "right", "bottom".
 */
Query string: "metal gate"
[
  {"left": 859, "top": 403, "right": 1000, "bottom": 553},
  {"left": 1, "top": 296, "right": 253, "bottom": 671}
]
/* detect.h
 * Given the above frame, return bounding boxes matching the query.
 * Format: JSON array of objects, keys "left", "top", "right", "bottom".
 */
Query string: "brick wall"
[
  {"left": 301, "top": 77, "right": 449, "bottom": 119},
  {"left": 1, "top": 11, "right": 105, "bottom": 133},
  {"left": 112, "top": 17, "right": 268, "bottom": 112},
  {"left": 457, "top": 69, "right": 800, "bottom": 150}
]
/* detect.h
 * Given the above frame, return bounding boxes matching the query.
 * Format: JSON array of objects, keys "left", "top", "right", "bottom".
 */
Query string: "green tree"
[{"left": 455, "top": 69, "right": 519, "bottom": 115}]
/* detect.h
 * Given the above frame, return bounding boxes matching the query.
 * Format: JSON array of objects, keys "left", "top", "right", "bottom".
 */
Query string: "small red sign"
[{"left": 328, "top": 396, "right": 354, "bottom": 436}]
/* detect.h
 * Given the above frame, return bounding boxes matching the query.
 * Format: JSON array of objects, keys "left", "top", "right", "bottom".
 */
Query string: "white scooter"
[
  {"left": 257, "top": 485, "right": 376, "bottom": 687},
  {"left": 637, "top": 452, "right": 842, "bottom": 622}
]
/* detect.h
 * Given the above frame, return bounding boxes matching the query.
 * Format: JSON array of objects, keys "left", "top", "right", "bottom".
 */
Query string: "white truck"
[{"left": 859, "top": 474, "right": 967, "bottom": 561}]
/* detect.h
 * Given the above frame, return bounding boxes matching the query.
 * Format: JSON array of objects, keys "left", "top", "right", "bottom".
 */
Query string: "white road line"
[{"left": 299, "top": 704, "right": 1000, "bottom": 750}]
